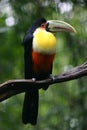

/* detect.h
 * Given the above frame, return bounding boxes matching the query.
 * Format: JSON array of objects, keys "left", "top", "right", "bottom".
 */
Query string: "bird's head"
[
  {"left": 32, "top": 18, "right": 76, "bottom": 54},
  {"left": 31, "top": 18, "right": 76, "bottom": 33},
  {"left": 26, "top": 18, "right": 76, "bottom": 54}
]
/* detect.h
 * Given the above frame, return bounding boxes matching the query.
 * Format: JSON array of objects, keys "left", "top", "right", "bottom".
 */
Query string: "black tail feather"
[{"left": 22, "top": 89, "right": 39, "bottom": 125}]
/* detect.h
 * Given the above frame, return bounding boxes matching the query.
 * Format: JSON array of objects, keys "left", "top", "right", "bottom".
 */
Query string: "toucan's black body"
[
  {"left": 22, "top": 18, "right": 52, "bottom": 125},
  {"left": 22, "top": 18, "right": 76, "bottom": 125}
]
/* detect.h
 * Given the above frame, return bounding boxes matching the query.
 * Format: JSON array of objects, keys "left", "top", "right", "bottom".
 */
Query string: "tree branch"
[{"left": 0, "top": 62, "right": 87, "bottom": 102}]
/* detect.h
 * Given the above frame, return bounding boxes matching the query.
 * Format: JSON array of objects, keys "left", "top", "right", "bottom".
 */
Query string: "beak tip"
[{"left": 70, "top": 26, "right": 77, "bottom": 33}]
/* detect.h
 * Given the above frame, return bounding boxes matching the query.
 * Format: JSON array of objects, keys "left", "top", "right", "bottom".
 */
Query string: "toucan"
[{"left": 22, "top": 18, "right": 76, "bottom": 125}]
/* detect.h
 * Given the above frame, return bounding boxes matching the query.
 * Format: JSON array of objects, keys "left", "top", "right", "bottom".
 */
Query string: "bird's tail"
[{"left": 22, "top": 89, "right": 39, "bottom": 125}]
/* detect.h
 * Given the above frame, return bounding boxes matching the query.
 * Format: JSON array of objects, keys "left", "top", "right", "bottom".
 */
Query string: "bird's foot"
[
  {"left": 49, "top": 74, "right": 55, "bottom": 80},
  {"left": 32, "top": 78, "right": 36, "bottom": 81}
]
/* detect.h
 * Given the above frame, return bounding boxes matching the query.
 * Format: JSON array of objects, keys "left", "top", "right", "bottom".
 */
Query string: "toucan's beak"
[{"left": 46, "top": 20, "right": 76, "bottom": 33}]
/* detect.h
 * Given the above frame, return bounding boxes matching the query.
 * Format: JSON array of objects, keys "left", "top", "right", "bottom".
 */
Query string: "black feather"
[{"left": 22, "top": 18, "right": 52, "bottom": 125}]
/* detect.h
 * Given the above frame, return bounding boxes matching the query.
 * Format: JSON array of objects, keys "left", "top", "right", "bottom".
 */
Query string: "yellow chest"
[{"left": 33, "top": 28, "right": 56, "bottom": 54}]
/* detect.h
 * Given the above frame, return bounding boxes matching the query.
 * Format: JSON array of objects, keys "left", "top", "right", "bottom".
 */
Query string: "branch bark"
[{"left": 0, "top": 62, "right": 87, "bottom": 102}]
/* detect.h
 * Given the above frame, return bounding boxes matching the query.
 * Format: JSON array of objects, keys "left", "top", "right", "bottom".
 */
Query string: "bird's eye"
[
  {"left": 41, "top": 23, "right": 46, "bottom": 28},
  {"left": 41, "top": 23, "right": 45, "bottom": 27}
]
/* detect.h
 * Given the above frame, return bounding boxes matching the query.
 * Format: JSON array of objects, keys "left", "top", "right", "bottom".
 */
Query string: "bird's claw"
[
  {"left": 32, "top": 78, "right": 36, "bottom": 81},
  {"left": 50, "top": 74, "right": 55, "bottom": 80}
]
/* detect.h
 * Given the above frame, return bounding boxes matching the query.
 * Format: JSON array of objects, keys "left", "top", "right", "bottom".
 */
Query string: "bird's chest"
[{"left": 32, "top": 50, "right": 55, "bottom": 73}]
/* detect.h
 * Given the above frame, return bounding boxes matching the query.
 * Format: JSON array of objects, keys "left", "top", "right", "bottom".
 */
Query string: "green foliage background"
[{"left": 0, "top": 0, "right": 87, "bottom": 130}]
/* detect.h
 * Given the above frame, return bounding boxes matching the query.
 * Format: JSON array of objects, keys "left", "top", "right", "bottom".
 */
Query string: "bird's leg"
[
  {"left": 49, "top": 74, "right": 55, "bottom": 80},
  {"left": 32, "top": 78, "right": 36, "bottom": 81}
]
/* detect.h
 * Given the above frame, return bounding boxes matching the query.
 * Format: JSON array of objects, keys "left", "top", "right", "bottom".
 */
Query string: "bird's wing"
[{"left": 23, "top": 31, "right": 33, "bottom": 79}]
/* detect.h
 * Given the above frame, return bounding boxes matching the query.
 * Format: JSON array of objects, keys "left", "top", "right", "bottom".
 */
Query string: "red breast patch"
[{"left": 32, "top": 50, "right": 55, "bottom": 73}]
